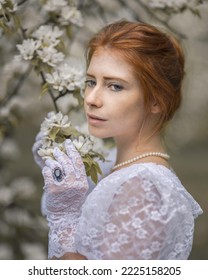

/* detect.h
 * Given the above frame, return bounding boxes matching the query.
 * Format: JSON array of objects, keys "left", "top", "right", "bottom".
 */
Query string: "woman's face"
[{"left": 84, "top": 48, "right": 148, "bottom": 141}]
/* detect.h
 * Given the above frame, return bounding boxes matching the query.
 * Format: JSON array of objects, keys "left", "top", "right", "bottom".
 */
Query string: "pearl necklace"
[{"left": 112, "top": 152, "right": 170, "bottom": 171}]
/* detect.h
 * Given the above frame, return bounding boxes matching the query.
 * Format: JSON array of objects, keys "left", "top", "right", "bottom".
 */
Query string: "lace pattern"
[
  {"left": 42, "top": 140, "right": 89, "bottom": 259},
  {"left": 75, "top": 163, "right": 203, "bottom": 259}
]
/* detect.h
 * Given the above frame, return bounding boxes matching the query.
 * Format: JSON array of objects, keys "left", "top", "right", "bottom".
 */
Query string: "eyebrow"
[{"left": 86, "top": 73, "right": 129, "bottom": 84}]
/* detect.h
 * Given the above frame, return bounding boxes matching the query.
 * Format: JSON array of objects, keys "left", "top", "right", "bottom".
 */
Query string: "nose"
[{"left": 84, "top": 86, "right": 103, "bottom": 108}]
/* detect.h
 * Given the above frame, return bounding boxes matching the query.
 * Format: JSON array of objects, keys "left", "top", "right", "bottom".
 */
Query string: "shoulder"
[
  {"left": 107, "top": 162, "right": 173, "bottom": 192},
  {"left": 109, "top": 162, "right": 203, "bottom": 219},
  {"left": 110, "top": 163, "right": 178, "bottom": 199}
]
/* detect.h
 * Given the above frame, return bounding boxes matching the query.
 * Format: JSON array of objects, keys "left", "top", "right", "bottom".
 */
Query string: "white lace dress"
[{"left": 75, "top": 162, "right": 203, "bottom": 260}]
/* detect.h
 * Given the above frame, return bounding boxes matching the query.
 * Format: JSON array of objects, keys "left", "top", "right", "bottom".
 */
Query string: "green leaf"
[
  {"left": 49, "top": 126, "right": 60, "bottom": 141},
  {"left": 72, "top": 90, "right": 84, "bottom": 106},
  {"left": 55, "top": 134, "right": 66, "bottom": 143},
  {"left": 83, "top": 160, "right": 92, "bottom": 174},
  {"left": 93, "top": 161, "right": 103, "bottom": 175},
  {"left": 39, "top": 83, "right": 49, "bottom": 98},
  {"left": 90, "top": 165, "right": 99, "bottom": 184},
  {"left": 60, "top": 126, "right": 80, "bottom": 137}
]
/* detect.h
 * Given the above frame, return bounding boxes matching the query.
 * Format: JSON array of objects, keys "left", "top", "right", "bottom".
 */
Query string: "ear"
[{"left": 150, "top": 100, "right": 161, "bottom": 114}]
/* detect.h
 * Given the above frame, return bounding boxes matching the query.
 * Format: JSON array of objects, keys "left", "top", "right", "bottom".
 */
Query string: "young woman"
[{"left": 33, "top": 20, "right": 203, "bottom": 259}]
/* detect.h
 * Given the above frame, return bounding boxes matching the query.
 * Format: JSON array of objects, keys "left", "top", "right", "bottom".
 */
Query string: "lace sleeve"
[
  {"left": 76, "top": 168, "right": 195, "bottom": 259},
  {"left": 99, "top": 176, "right": 170, "bottom": 259}
]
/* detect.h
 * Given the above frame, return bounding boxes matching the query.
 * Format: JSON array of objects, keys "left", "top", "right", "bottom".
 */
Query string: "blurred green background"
[{"left": 0, "top": 0, "right": 207, "bottom": 259}]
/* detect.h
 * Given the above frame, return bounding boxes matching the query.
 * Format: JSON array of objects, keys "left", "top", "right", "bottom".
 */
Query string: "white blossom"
[
  {"left": 37, "top": 46, "right": 64, "bottom": 67},
  {"left": 59, "top": 62, "right": 85, "bottom": 90},
  {"left": 73, "top": 136, "right": 93, "bottom": 155},
  {"left": 32, "top": 25, "right": 63, "bottom": 47},
  {"left": 41, "top": 111, "right": 71, "bottom": 132},
  {"left": 45, "top": 71, "right": 65, "bottom": 91},
  {"left": 43, "top": 0, "right": 67, "bottom": 12},
  {"left": 148, "top": 0, "right": 189, "bottom": 10},
  {"left": 38, "top": 142, "right": 64, "bottom": 158},
  {"left": 37, "top": 111, "right": 71, "bottom": 157},
  {"left": 60, "top": 6, "right": 84, "bottom": 27},
  {"left": 37, "top": 111, "right": 105, "bottom": 179},
  {"left": 38, "top": 147, "right": 54, "bottom": 158},
  {"left": 45, "top": 60, "right": 85, "bottom": 92},
  {"left": 75, "top": 123, "right": 108, "bottom": 156},
  {"left": 16, "top": 39, "right": 41, "bottom": 60}
]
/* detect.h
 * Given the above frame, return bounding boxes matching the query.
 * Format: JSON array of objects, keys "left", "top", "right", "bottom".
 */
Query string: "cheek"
[
  {"left": 109, "top": 105, "right": 142, "bottom": 135},
  {"left": 116, "top": 100, "right": 143, "bottom": 123}
]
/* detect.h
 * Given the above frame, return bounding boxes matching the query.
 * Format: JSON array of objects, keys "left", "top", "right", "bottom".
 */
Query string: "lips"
[{"left": 87, "top": 113, "right": 107, "bottom": 121}]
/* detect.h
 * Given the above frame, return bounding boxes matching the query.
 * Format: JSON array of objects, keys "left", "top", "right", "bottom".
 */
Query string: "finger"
[
  {"left": 45, "top": 158, "right": 63, "bottom": 171},
  {"left": 42, "top": 166, "right": 54, "bottom": 188},
  {"left": 32, "top": 140, "right": 45, "bottom": 169},
  {"left": 65, "top": 139, "right": 82, "bottom": 162},
  {"left": 32, "top": 139, "right": 42, "bottom": 154},
  {"left": 35, "top": 131, "right": 45, "bottom": 141},
  {"left": 65, "top": 139, "right": 86, "bottom": 177},
  {"left": 44, "top": 159, "right": 65, "bottom": 184},
  {"left": 53, "top": 147, "right": 74, "bottom": 175}
]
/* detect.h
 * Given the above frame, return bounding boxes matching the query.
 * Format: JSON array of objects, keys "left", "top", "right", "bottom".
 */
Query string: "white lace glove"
[
  {"left": 42, "top": 139, "right": 89, "bottom": 259},
  {"left": 32, "top": 131, "right": 45, "bottom": 169}
]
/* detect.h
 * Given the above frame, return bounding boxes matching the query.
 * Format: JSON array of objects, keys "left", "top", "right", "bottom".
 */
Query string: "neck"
[{"left": 114, "top": 132, "right": 166, "bottom": 165}]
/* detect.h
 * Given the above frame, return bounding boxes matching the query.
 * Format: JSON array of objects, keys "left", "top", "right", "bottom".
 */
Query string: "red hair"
[{"left": 85, "top": 20, "right": 185, "bottom": 132}]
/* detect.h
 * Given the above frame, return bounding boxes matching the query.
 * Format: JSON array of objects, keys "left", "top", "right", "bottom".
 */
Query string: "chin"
[{"left": 88, "top": 127, "right": 111, "bottom": 139}]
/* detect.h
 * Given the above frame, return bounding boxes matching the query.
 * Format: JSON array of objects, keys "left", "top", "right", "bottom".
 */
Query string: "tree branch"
[{"left": 40, "top": 71, "right": 59, "bottom": 113}]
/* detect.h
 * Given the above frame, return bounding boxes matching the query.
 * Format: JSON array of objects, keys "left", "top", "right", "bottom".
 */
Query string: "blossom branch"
[
  {"left": 17, "top": 0, "right": 29, "bottom": 6},
  {"left": 54, "top": 90, "right": 69, "bottom": 102},
  {"left": 40, "top": 71, "right": 59, "bottom": 113}
]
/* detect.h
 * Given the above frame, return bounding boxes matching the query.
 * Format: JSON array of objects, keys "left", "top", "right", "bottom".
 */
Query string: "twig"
[
  {"left": 17, "top": 0, "right": 28, "bottom": 6},
  {"left": 40, "top": 71, "right": 59, "bottom": 113}
]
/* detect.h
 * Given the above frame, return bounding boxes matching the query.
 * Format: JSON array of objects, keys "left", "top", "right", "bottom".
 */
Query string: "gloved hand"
[
  {"left": 42, "top": 139, "right": 89, "bottom": 259},
  {"left": 32, "top": 131, "right": 45, "bottom": 169}
]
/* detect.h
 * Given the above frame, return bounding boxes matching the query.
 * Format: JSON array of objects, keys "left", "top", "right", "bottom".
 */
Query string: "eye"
[
  {"left": 85, "top": 79, "right": 96, "bottom": 88},
  {"left": 109, "top": 83, "right": 124, "bottom": 92}
]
